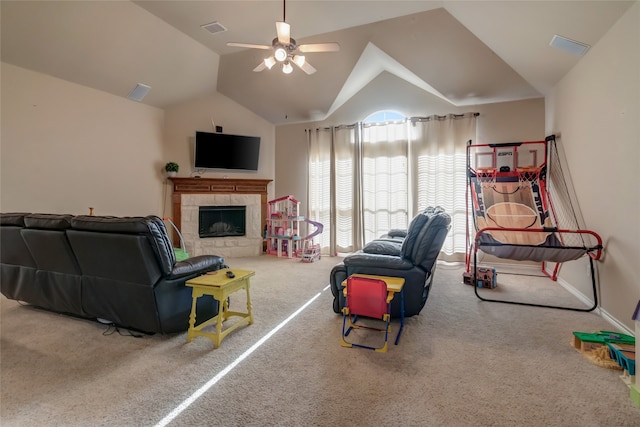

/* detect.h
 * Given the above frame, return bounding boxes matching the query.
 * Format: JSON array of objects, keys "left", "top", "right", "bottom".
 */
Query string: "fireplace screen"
[{"left": 199, "top": 206, "right": 246, "bottom": 238}]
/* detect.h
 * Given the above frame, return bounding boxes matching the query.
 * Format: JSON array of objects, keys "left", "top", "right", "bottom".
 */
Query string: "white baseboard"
[{"left": 554, "top": 271, "right": 634, "bottom": 336}]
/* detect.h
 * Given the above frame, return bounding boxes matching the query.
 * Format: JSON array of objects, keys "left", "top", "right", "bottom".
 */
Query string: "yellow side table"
[{"left": 186, "top": 269, "right": 255, "bottom": 349}]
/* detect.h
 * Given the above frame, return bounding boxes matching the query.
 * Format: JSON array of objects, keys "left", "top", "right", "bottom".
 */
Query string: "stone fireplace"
[{"left": 168, "top": 178, "right": 272, "bottom": 259}]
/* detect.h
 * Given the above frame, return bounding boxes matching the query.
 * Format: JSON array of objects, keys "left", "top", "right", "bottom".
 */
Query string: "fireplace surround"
[{"left": 168, "top": 178, "right": 272, "bottom": 258}]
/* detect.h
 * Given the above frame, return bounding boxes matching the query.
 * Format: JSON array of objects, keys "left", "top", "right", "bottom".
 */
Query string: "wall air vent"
[
  {"left": 201, "top": 21, "right": 228, "bottom": 35},
  {"left": 549, "top": 35, "right": 590, "bottom": 56}
]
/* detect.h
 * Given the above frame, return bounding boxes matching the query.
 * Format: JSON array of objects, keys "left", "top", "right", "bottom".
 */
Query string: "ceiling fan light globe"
[
  {"left": 282, "top": 62, "right": 293, "bottom": 74},
  {"left": 264, "top": 56, "right": 276, "bottom": 69},
  {"left": 276, "top": 21, "right": 291, "bottom": 44},
  {"left": 274, "top": 47, "right": 288, "bottom": 62}
]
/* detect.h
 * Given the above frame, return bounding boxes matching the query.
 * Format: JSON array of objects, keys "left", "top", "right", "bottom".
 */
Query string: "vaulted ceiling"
[{"left": 1, "top": 1, "right": 634, "bottom": 125}]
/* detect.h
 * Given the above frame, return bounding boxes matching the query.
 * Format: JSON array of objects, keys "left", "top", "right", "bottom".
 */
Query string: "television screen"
[{"left": 194, "top": 131, "right": 261, "bottom": 171}]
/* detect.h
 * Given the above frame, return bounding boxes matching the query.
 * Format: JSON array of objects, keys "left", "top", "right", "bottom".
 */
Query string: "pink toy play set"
[{"left": 265, "top": 195, "right": 323, "bottom": 262}]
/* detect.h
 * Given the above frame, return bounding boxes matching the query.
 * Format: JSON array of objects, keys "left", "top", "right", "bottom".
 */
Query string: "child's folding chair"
[{"left": 340, "top": 275, "right": 393, "bottom": 352}]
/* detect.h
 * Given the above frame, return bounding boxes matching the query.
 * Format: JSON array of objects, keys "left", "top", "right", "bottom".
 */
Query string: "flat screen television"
[{"left": 194, "top": 131, "right": 261, "bottom": 171}]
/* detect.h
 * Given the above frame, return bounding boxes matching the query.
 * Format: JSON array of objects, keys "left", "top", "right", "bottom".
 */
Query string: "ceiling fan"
[{"left": 226, "top": 0, "right": 340, "bottom": 75}]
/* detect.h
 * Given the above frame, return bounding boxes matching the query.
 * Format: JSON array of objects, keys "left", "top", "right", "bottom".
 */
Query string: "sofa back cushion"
[
  {"left": 0, "top": 213, "right": 36, "bottom": 267},
  {"left": 22, "top": 214, "right": 80, "bottom": 274},
  {"left": 0, "top": 212, "right": 30, "bottom": 227},
  {"left": 401, "top": 206, "right": 451, "bottom": 271},
  {"left": 66, "top": 215, "right": 179, "bottom": 331},
  {"left": 400, "top": 210, "right": 430, "bottom": 258},
  {"left": 20, "top": 214, "right": 83, "bottom": 314},
  {"left": 24, "top": 213, "right": 74, "bottom": 230},
  {"left": 70, "top": 215, "right": 176, "bottom": 276},
  {"left": 0, "top": 213, "right": 38, "bottom": 303}
]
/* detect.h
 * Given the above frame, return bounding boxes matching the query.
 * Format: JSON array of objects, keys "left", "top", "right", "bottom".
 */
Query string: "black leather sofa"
[
  {"left": 329, "top": 206, "right": 451, "bottom": 318},
  {"left": 0, "top": 213, "right": 225, "bottom": 334}
]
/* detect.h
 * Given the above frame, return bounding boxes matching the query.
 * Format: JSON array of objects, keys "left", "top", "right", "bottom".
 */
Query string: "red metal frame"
[{"left": 465, "top": 136, "right": 604, "bottom": 312}]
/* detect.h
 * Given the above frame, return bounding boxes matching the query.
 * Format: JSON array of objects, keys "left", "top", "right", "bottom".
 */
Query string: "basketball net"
[
  {"left": 516, "top": 167, "right": 542, "bottom": 188},
  {"left": 476, "top": 168, "right": 497, "bottom": 186}
]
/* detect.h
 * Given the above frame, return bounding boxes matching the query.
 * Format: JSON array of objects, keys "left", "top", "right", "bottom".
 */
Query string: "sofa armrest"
[{"left": 168, "top": 255, "right": 225, "bottom": 279}]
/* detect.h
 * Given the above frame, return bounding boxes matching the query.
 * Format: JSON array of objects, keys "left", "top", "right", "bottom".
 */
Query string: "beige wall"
[
  {"left": 1, "top": 63, "right": 165, "bottom": 217},
  {"left": 546, "top": 2, "right": 640, "bottom": 331},
  {"left": 1, "top": 63, "right": 277, "bottom": 220},
  {"left": 162, "top": 92, "right": 276, "bottom": 216},
  {"left": 275, "top": 93, "right": 545, "bottom": 217}
]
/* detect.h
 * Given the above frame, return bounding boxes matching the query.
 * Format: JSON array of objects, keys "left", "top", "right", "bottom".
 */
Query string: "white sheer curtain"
[
  {"left": 333, "top": 125, "right": 359, "bottom": 253},
  {"left": 307, "top": 113, "right": 477, "bottom": 256},
  {"left": 409, "top": 114, "right": 477, "bottom": 255},
  {"left": 306, "top": 127, "right": 333, "bottom": 254},
  {"left": 361, "top": 121, "right": 410, "bottom": 244}
]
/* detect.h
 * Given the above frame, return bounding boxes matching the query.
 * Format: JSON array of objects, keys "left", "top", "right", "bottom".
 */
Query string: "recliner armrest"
[
  {"left": 168, "top": 255, "right": 225, "bottom": 279},
  {"left": 362, "top": 240, "right": 402, "bottom": 256},
  {"left": 387, "top": 229, "right": 407, "bottom": 238},
  {"left": 344, "top": 253, "right": 414, "bottom": 270}
]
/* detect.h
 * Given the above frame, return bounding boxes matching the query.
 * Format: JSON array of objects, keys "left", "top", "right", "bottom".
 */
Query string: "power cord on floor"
[{"left": 101, "top": 322, "right": 145, "bottom": 338}]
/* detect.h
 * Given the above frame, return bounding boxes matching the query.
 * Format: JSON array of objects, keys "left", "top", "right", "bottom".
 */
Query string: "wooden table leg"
[
  {"left": 187, "top": 289, "right": 199, "bottom": 343},
  {"left": 245, "top": 280, "right": 253, "bottom": 325},
  {"left": 213, "top": 296, "right": 227, "bottom": 349}
]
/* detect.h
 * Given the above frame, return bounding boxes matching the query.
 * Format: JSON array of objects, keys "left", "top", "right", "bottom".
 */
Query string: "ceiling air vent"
[
  {"left": 201, "top": 21, "right": 228, "bottom": 35},
  {"left": 127, "top": 83, "right": 151, "bottom": 102},
  {"left": 550, "top": 35, "right": 590, "bottom": 56}
]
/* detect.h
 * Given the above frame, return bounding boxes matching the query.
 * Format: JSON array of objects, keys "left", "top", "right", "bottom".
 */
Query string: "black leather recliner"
[
  {"left": 329, "top": 206, "right": 451, "bottom": 318},
  {"left": 0, "top": 213, "right": 225, "bottom": 334}
]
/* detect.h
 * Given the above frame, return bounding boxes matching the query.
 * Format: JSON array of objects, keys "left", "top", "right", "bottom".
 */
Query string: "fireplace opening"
[{"left": 199, "top": 206, "right": 246, "bottom": 238}]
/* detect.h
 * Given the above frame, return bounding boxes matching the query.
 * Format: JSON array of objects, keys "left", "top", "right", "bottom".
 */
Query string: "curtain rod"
[{"left": 305, "top": 112, "right": 479, "bottom": 131}]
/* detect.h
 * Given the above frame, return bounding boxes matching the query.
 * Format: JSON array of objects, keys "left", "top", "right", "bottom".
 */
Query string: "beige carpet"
[{"left": 1, "top": 255, "right": 638, "bottom": 426}]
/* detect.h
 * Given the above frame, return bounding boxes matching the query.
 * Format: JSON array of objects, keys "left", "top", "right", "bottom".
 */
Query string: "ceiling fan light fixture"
[
  {"left": 228, "top": 0, "right": 338, "bottom": 76},
  {"left": 264, "top": 56, "right": 276, "bottom": 69},
  {"left": 292, "top": 55, "right": 305, "bottom": 67},
  {"left": 274, "top": 47, "right": 288, "bottom": 62},
  {"left": 276, "top": 21, "right": 291, "bottom": 44}
]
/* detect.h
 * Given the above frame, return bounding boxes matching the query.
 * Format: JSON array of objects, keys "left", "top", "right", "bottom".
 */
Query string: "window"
[
  {"left": 307, "top": 113, "right": 477, "bottom": 256},
  {"left": 363, "top": 110, "right": 406, "bottom": 124}
]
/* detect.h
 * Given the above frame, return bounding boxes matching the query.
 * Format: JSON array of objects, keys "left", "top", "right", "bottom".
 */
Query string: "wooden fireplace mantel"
[{"left": 168, "top": 177, "right": 273, "bottom": 238}]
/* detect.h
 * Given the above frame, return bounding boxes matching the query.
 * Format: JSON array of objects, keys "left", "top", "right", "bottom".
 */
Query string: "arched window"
[{"left": 363, "top": 110, "right": 406, "bottom": 124}]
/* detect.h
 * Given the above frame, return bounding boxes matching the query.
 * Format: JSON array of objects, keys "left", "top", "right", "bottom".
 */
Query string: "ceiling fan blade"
[
  {"left": 253, "top": 62, "right": 267, "bottom": 72},
  {"left": 276, "top": 21, "right": 290, "bottom": 45},
  {"left": 291, "top": 55, "right": 316, "bottom": 75},
  {"left": 297, "top": 60, "right": 316, "bottom": 75},
  {"left": 227, "top": 42, "right": 272, "bottom": 50},
  {"left": 298, "top": 42, "right": 340, "bottom": 53}
]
